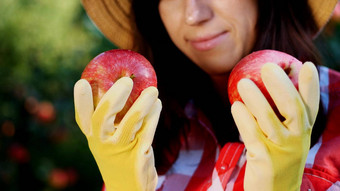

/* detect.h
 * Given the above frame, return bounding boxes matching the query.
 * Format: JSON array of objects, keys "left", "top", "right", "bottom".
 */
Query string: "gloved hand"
[
  {"left": 74, "top": 77, "right": 162, "bottom": 191},
  {"left": 231, "top": 62, "right": 319, "bottom": 191}
]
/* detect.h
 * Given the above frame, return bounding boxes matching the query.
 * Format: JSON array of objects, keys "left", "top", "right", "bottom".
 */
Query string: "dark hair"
[
  {"left": 254, "top": 0, "right": 321, "bottom": 63},
  {"left": 132, "top": 0, "right": 326, "bottom": 174}
]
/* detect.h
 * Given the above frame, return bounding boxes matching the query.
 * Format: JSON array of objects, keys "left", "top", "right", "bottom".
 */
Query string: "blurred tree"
[
  {"left": 315, "top": 2, "right": 340, "bottom": 71},
  {"left": 0, "top": 0, "right": 113, "bottom": 190},
  {"left": 316, "top": 24, "right": 340, "bottom": 71}
]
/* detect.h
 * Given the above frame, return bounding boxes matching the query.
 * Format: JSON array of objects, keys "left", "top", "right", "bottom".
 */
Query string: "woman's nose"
[{"left": 185, "top": 0, "right": 213, "bottom": 25}]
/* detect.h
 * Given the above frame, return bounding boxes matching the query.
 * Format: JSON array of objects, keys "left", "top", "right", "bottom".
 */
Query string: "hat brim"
[
  {"left": 82, "top": 0, "right": 134, "bottom": 49},
  {"left": 309, "top": 0, "right": 338, "bottom": 34},
  {"left": 82, "top": 0, "right": 338, "bottom": 48}
]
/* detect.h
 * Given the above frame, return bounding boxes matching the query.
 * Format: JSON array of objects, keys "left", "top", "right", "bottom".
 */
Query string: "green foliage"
[
  {"left": 315, "top": 20, "right": 340, "bottom": 71},
  {"left": 0, "top": 0, "right": 113, "bottom": 190}
]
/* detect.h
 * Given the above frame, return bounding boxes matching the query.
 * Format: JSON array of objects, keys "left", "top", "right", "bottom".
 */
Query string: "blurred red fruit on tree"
[{"left": 8, "top": 144, "right": 30, "bottom": 163}]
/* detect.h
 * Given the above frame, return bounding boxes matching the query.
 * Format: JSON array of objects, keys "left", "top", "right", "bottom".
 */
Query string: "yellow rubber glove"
[
  {"left": 74, "top": 77, "right": 162, "bottom": 191},
  {"left": 231, "top": 62, "right": 319, "bottom": 191}
]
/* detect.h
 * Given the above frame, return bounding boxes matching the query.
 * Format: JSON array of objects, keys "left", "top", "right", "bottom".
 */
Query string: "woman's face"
[{"left": 159, "top": 0, "right": 258, "bottom": 76}]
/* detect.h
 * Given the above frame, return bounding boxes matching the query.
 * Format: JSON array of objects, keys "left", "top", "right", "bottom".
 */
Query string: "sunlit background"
[{"left": 0, "top": 0, "right": 340, "bottom": 190}]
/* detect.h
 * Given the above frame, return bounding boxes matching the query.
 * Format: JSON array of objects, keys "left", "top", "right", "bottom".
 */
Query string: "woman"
[{"left": 74, "top": 0, "right": 340, "bottom": 190}]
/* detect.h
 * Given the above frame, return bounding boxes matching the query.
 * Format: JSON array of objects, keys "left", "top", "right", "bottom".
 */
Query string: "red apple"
[
  {"left": 36, "top": 101, "right": 56, "bottom": 123},
  {"left": 8, "top": 144, "right": 30, "bottom": 163},
  {"left": 81, "top": 49, "right": 157, "bottom": 122},
  {"left": 228, "top": 50, "right": 303, "bottom": 116},
  {"left": 49, "top": 168, "right": 70, "bottom": 189}
]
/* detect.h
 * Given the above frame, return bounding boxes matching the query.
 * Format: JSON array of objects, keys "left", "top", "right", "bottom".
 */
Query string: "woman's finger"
[
  {"left": 137, "top": 99, "right": 162, "bottom": 154},
  {"left": 92, "top": 77, "right": 133, "bottom": 140},
  {"left": 298, "top": 62, "right": 320, "bottom": 127},
  {"left": 113, "top": 86, "right": 159, "bottom": 146},
  {"left": 237, "top": 78, "right": 285, "bottom": 144},
  {"left": 231, "top": 101, "right": 267, "bottom": 155},
  {"left": 261, "top": 63, "right": 308, "bottom": 135},
  {"left": 74, "top": 79, "right": 94, "bottom": 137}
]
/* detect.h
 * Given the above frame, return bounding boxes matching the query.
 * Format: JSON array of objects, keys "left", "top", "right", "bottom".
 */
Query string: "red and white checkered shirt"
[
  {"left": 102, "top": 66, "right": 340, "bottom": 190},
  {"left": 155, "top": 66, "right": 340, "bottom": 191}
]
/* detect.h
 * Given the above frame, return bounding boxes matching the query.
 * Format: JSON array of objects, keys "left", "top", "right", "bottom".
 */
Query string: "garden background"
[{"left": 1, "top": 0, "right": 340, "bottom": 190}]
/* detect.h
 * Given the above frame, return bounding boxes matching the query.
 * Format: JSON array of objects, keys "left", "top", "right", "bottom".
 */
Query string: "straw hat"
[{"left": 81, "top": 0, "right": 338, "bottom": 49}]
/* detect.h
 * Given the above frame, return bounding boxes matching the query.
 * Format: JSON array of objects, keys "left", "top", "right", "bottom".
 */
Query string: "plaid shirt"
[{"left": 156, "top": 66, "right": 340, "bottom": 191}]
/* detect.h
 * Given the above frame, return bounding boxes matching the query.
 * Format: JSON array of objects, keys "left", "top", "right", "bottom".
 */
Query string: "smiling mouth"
[{"left": 189, "top": 31, "right": 228, "bottom": 51}]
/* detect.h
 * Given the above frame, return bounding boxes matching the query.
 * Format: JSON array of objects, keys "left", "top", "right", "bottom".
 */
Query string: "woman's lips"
[{"left": 189, "top": 31, "right": 228, "bottom": 51}]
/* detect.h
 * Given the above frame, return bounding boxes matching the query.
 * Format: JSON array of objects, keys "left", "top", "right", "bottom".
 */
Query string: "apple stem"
[
  {"left": 284, "top": 67, "right": 291, "bottom": 75},
  {"left": 130, "top": 74, "right": 135, "bottom": 79}
]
